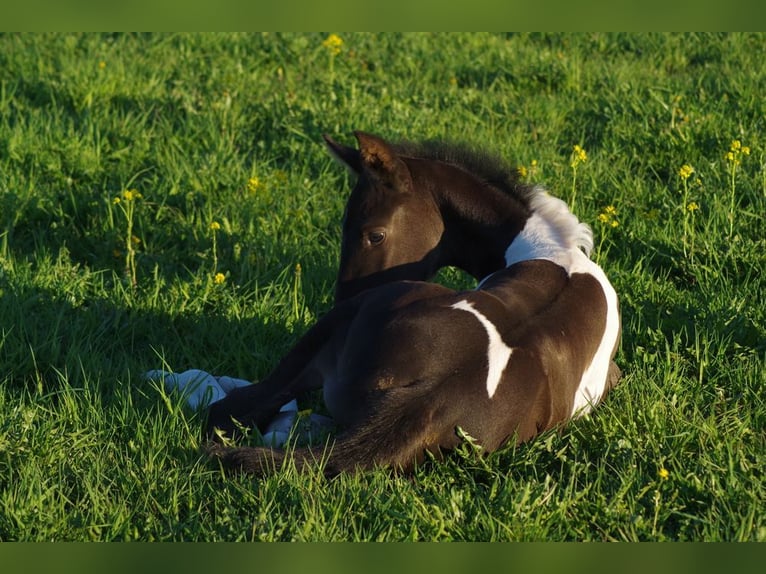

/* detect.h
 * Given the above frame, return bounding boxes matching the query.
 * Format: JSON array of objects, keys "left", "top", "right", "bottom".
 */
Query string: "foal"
[{"left": 207, "top": 132, "right": 621, "bottom": 475}]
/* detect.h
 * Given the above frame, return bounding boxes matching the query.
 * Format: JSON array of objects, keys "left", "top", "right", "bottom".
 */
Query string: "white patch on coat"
[
  {"left": 505, "top": 188, "right": 594, "bottom": 270},
  {"left": 502, "top": 187, "right": 620, "bottom": 417},
  {"left": 451, "top": 299, "right": 513, "bottom": 398},
  {"left": 568, "top": 251, "right": 621, "bottom": 417}
]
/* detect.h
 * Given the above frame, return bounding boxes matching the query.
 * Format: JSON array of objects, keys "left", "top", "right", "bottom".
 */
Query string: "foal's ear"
[
  {"left": 354, "top": 131, "right": 412, "bottom": 192},
  {"left": 323, "top": 134, "right": 363, "bottom": 174}
]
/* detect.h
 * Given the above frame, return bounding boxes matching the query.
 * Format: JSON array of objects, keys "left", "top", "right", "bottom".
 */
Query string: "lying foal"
[{"left": 206, "top": 132, "right": 622, "bottom": 475}]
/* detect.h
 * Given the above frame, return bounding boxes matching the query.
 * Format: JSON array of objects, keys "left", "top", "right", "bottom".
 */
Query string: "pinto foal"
[{"left": 207, "top": 132, "right": 621, "bottom": 475}]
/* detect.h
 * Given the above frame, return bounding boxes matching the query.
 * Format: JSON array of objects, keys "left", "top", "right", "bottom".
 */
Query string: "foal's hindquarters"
[{"left": 209, "top": 258, "right": 621, "bottom": 476}]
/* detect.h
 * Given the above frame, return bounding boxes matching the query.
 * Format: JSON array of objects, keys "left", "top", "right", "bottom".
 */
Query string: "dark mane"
[{"left": 392, "top": 139, "right": 535, "bottom": 206}]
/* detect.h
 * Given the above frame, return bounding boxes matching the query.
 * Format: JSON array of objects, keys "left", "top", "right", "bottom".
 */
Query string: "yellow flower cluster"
[
  {"left": 213, "top": 272, "right": 226, "bottom": 285},
  {"left": 570, "top": 145, "right": 587, "bottom": 168},
  {"left": 209, "top": 221, "right": 221, "bottom": 232},
  {"left": 725, "top": 139, "right": 750, "bottom": 166},
  {"left": 687, "top": 201, "right": 700, "bottom": 212},
  {"left": 517, "top": 160, "right": 538, "bottom": 180},
  {"left": 678, "top": 164, "right": 695, "bottom": 181},
  {"left": 597, "top": 205, "right": 619, "bottom": 228},
  {"left": 114, "top": 189, "right": 143, "bottom": 204},
  {"left": 322, "top": 34, "right": 344, "bottom": 56},
  {"left": 658, "top": 467, "right": 670, "bottom": 480}
]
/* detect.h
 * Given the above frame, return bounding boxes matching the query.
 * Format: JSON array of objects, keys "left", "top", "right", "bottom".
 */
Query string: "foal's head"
[
  {"left": 325, "top": 131, "right": 534, "bottom": 301},
  {"left": 325, "top": 131, "right": 446, "bottom": 301}
]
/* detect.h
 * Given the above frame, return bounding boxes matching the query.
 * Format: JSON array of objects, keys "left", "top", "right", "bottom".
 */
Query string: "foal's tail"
[{"left": 207, "top": 384, "right": 455, "bottom": 476}]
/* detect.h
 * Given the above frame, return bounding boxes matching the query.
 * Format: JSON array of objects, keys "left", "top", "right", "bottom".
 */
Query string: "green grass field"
[{"left": 0, "top": 32, "right": 764, "bottom": 541}]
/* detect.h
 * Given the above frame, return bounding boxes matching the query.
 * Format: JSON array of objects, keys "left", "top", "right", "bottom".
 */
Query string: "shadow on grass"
[{"left": 0, "top": 255, "right": 329, "bottom": 417}]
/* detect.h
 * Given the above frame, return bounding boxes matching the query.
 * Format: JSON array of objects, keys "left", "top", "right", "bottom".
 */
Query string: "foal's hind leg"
[{"left": 209, "top": 384, "right": 463, "bottom": 476}]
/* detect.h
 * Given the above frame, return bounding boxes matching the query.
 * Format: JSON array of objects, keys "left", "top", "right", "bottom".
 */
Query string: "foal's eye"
[{"left": 367, "top": 230, "right": 386, "bottom": 246}]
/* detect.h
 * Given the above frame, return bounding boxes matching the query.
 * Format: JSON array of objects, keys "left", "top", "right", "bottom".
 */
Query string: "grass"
[{"left": 0, "top": 32, "right": 764, "bottom": 541}]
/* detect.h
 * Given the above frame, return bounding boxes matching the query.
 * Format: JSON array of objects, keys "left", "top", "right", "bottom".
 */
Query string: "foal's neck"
[
  {"left": 439, "top": 193, "right": 528, "bottom": 281},
  {"left": 504, "top": 188, "right": 594, "bottom": 273}
]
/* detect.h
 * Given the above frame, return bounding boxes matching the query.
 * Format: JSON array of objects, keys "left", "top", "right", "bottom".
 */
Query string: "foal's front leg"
[
  {"left": 206, "top": 300, "right": 358, "bottom": 439},
  {"left": 206, "top": 363, "right": 324, "bottom": 439}
]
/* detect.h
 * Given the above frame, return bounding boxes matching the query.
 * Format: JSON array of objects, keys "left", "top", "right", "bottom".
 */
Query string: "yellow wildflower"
[
  {"left": 678, "top": 164, "right": 695, "bottom": 180},
  {"left": 687, "top": 202, "right": 700, "bottom": 212},
  {"left": 213, "top": 272, "right": 226, "bottom": 285},
  {"left": 247, "top": 177, "right": 262, "bottom": 195},
  {"left": 518, "top": 160, "right": 539, "bottom": 181},
  {"left": 725, "top": 139, "right": 750, "bottom": 166},
  {"left": 569, "top": 147, "right": 587, "bottom": 211},
  {"left": 122, "top": 189, "right": 142, "bottom": 202},
  {"left": 209, "top": 221, "right": 221, "bottom": 232},
  {"left": 658, "top": 467, "right": 670, "bottom": 480},
  {"left": 98, "top": 61, "right": 106, "bottom": 70},
  {"left": 570, "top": 145, "right": 587, "bottom": 168},
  {"left": 322, "top": 34, "right": 344, "bottom": 56},
  {"left": 598, "top": 206, "right": 619, "bottom": 228}
]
